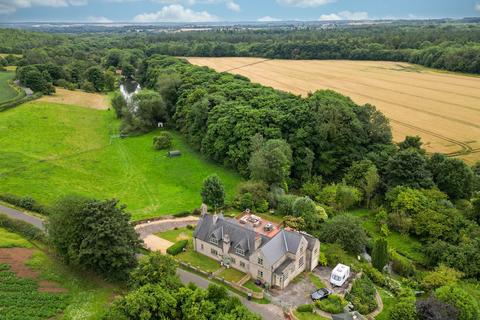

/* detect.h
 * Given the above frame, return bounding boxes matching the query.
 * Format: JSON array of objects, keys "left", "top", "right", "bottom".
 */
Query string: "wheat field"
[{"left": 188, "top": 57, "right": 480, "bottom": 163}]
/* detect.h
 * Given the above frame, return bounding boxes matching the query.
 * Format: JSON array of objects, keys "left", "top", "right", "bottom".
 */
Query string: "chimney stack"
[{"left": 254, "top": 234, "right": 262, "bottom": 250}]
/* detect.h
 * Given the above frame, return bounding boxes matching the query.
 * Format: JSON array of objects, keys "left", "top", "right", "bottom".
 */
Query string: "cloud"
[
  {"left": 87, "top": 15, "right": 113, "bottom": 23},
  {"left": 0, "top": 0, "right": 87, "bottom": 14},
  {"left": 319, "top": 10, "right": 368, "bottom": 21},
  {"left": 226, "top": 1, "right": 240, "bottom": 12},
  {"left": 258, "top": 16, "right": 281, "bottom": 22},
  {"left": 133, "top": 4, "right": 218, "bottom": 22},
  {"left": 277, "top": 0, "right": 334, "bottom": 8},
  {"left": 476, "top": 3, "right": 480, "bottom": 12}
]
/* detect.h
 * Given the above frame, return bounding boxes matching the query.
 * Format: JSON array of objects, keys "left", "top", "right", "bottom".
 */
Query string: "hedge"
[
  {"left": 0, "top": 194, "right": 48, "bottom": 215},
  {"left": 0, "top": 213, "right": 45, "bottom": 242},
  {"left": 173, "top": 211, "right": 191, "bottom": 218},
  {"left": 166, "top": 240, "right": 188, "bottom": 255},
  {"left": 0, "top": 92, "right": 41, "bottom": 112},
  {"left": 296, "top": 304, "right": 314, "bottom": 313}
]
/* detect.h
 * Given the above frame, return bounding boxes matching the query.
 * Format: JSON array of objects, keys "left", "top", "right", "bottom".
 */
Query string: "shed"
[{"left": 167, "top": 150, "right": 181, "bottom": 157}]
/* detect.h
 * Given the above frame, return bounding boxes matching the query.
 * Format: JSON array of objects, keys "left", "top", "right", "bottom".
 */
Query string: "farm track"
[{"left": 189, "top": 58, "right": 480, "bottom": 161}]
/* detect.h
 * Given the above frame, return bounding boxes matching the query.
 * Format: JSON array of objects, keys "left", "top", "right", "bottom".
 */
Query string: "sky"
[{"left": 0, "top": 0, "right": 479, "bottom": 23}]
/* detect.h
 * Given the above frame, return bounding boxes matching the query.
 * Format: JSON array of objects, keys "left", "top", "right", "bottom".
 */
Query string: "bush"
[
  {"left": 166, "top": 240, "right": 188, "bottom": 255},
  {"left": 81, "top": 80, "right": 95, "bottom": 92},
  {"left": 389, "top": 298, "right": 417, "bottom": 320},
  {"left": 235, "top": 180, "right": 269, "bottom": 212},
  {"left": 153, "top": 132, "right": 173, "bottom": 150},
  {"left": 0, "top": 214, "right": 45, "bottom": 242},
  {"left": 421, "top": 265, "right": 462, "bottom": 291},
  {"left": 173, "top": 211, "right": 190, "bottom": 218},
  {"left": 316, "top": 294, "right": 346, "bottom": 314},
  {"left": 318, "top": 214, "right": 368, "bottom": 254},
  {"left": 346, "top": 274, "right": 378, "bottom": 314},
  {"left": 275, "top": 194, "right": 297, "bottom": 215},
  {"left": 435, "top": 285, "right": 480, "bottom": 320},
  {"left": 0, "top": 194, "right": 47, "bottom": 215},
  {"left": 390, "top": 250, "right": 416, "bottom": 277},
  {"left": 296, "top": 304, "right": 313, "bottom": 313}
]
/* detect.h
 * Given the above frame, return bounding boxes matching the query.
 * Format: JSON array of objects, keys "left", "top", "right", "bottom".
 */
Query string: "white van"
[{"left": 330, "top": 263, "right": 350, "bottom": 287}]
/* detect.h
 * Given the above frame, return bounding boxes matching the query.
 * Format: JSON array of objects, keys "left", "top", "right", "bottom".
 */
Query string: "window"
[
  {"left": 257, "top": 257, "right": 263, "bottom": 265},
  {"left": 240, "top": 261, "right": 246, "bottom": 268},
  {"left": 230, "top": 257, "right": 236, "bottom": 264},
  {"left": 314, "top": 248, "right": 318, "bottom": 254},
  {"left": 211, "top": 248, "right": 218, "bottom": 256},
  {"left": 200, "top": 244, "right": 204, "bottom": 250},
  {"left": 299, "top": 256, "right": 304, "bottom": 268},
  {"left": 258, "top": 270, "right": 264, "bottom": 279},
  {"left": 235, "top": 247, "right": 245, "bottom": 256},
  {"left": 210, "top": 236, "right": 218, "bottom": 245}
]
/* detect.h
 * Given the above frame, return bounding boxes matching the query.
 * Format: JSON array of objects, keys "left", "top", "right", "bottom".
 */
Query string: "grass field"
[
  {"left": 0, "top": 71, "right": 17, "bottom": 103},
  {"left": 0, "top": 101, "right": 242, "bottom": 220},
  {"left": 39, "top": 88, "right": 110, "bottom": 110},
  {"left": 217, "top": 267, "right": 246, "bottom": 283},
  {"left": 0, "top": 228, "right": 117, "bottom": 320},
  {"left": 188, "top": 58, "right": 480, "bottom": 163},
  {"left": 176, "top": 251, "right": 221, "bottom": 273}
]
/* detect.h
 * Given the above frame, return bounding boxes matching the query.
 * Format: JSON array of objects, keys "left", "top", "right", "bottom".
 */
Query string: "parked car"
[
  {"left": 330, "top": 263, "right": 351, "bottom": 287},
  {"left": 311, "top": 288, "right": 333, "bottom": 301}
]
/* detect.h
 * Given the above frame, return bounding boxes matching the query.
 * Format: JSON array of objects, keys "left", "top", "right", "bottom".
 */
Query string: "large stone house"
[{"left": 193, "top": 213, "right": 320, "bottom": 289}]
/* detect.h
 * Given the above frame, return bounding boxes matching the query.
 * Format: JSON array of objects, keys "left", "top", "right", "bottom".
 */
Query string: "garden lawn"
[
  {"left": 293, "top": 310, "right": 329, "bottom": 320},
  {"left": 375, "top": 288, "right": 396, "bottom": 320},
  {"left": 0, "top": 72, "right": 17, "bottom": 103},
  {"left": 156, "top": 227, "right": 193, "bottom": 242},
  {"left": 0, "top": 228, "right": 118, "bottom": 320},
  {"left": 0, "top": 102, "right": 242, "bottom": 220},
  {"left": 348, "top": 209, "right": 427, "bottom": 265},
  {"left": 243, "top": 279, "right": 262, "bottom": 293},
  {"left": 308, "top": 272, "right": 326, "bottom": 288},
  {"left": 218, "top": 267, "right": 246, "bottom": 283},
  {"left": 176, "top": 250, "right": 221, "bottom": 273}
]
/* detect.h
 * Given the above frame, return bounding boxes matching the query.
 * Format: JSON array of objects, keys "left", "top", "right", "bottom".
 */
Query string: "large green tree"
[
  {"left": 372, "top": 238, "right": 389, "bottom": 271},
  {"left": 318, "top": 214, "right": 367, "bottom": 254},
  {"left": 429, "top": 154, "right": 475, "bottom": 199},
  {"left": 201, "top": 174, "right": 225, "bottom": 210},
  {"left": 385, "top": 149, "right": 434, "bottom": 189},
  {"left": 249, "top": 139, "right": 292, "bottom": 188},
  {"left": 47, "top": 195, "right": 142, "bottom": 281}
]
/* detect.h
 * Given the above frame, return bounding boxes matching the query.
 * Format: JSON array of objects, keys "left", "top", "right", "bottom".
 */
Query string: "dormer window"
[
  {"left": 235, "top": 247, "right": 245, "bottom": 256},
  {"left": 210, "top": 235, "right": 218, "bottom": 245}
]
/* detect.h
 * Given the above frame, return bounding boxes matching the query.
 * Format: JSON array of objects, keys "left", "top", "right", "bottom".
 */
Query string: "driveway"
[
  {"left": 143, "top": 234, "right": 173, "bottom": 253},
  {"left": 0, "top": 204, "right": 45, "bottom": 231},
  {"left": 135, "top": 216, "right": 199, "bottom": 239},
  {"left": 268, "top": 274, "right": 317, "bottom": 308}
]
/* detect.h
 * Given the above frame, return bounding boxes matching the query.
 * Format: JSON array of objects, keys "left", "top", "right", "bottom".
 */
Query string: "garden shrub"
[
  {"left": 296, "top": 304, "right": 313, "bottom": 313},
  {"left": 275, "top": 194, "right": 297, "bottom": 215},
  {"left": 390, "top": 250, "right": 416, "bottom": 277},
  {"left": 316, "top": 294, "right": 346, "bottom": 314},
  {"left": 346, "top": 274, "right": 378, "bottom": 314},
  {"left": 435, "top": 285, "right": 480, "bottom": 320},
  {"left": 0, "top": 214, "right": 45, "bottom": 242},
  {"left": 166, "top": 240, "right": 188, "bottom": 255},
  {"left": 153, "top": 132, "right": 173, "bottom": 150},
  {"left": 389, "top": 298, "right": 417, "bottom": 320}
]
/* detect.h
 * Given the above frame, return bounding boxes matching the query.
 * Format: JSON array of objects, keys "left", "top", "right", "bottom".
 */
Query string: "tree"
[
  {"left": 84, "top": 66, "right": 105, "bottom": 92},
  {"left": 421, "top": 265, "right": 463, "bottom": 291},
  {"left": 153, "top": 132, "right": 173, "bottom": 150},
  {"left": 249, "top": 139, "right": 292, "bottom": 188},
  {"left": 416, "top": 296, "right": 459, "bottom": 320},
  {"left": 235, "top": 180, "right": 269, "bottom": 212},
  {"left": 317, "top": 184, "right": 361, "bottom": 212},
  {"left": 129, "top": 252, "right": 181, "bottom": 290},
  {"left": 105, "top": 284, "right": 178, "bottom": 320},
  {"left": 22, "top": 68, "right": 51, "bottom": 94},
  {"left": 318, "top": 214, "right": 367, "bottom": 254},
  {"left": 385, "top": 149, "right": 434, "bottom": 189},
  {"left": 372, "top": 238, "right": 389, "bottom": 271},
  {"left": 344, "top": 160, "right": 380, "bottom": 205},
  {"left": 122, "top": 63, "right": 135, "bottom": 79},
  {"left": 123, "top": 90, "right": 167, "bottom": 133},
  {"left": 111, "top": 92, "right": 127, "bottom": 118},
  {"left": 283, "top": 215, "right": 306, "bottom": 230},
  {"left": 429, "top": 154, "right": 475, "bottom": 199},
  {"left": 398, "top": 135, "right": 424, "bottom": 153},
  {"left": 292, "top": 196, "right": 323, "bottom": 232},
  {"left": 435, "top": 285, "right": 480, "bottom": 320},
  {"left": 201, "top": 174, "right": 225, "bottom": 210},
  {"left": 104, "top": 70, "right": 116, "bottom": 91},
  {"left": 47, "top": 195, "right": 142, "bottom": 281}
]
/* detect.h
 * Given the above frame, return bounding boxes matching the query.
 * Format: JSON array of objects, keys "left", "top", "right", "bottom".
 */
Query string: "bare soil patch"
[
  {"left": 39, "top": 87, "right": 109, "bottom": 110},
  {"left": 143, "top": 234, "right": 174, "bottom": 254},
  {"left": 188, "top": 57, "right": 480, "bottom": 163},
  {"left": 0, "top": 248, "right": 67, "bottom": 293}
]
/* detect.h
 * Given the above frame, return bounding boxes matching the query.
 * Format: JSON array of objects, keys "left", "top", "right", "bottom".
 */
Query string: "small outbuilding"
[{"left": 167, "top": 150, "right": 182, "bottom": 157}]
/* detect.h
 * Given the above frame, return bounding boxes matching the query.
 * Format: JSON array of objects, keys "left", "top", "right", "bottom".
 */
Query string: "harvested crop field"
[
  {"left": 38, "top": 87, "right": 110, "bottom": 110},
  {"left": 188, "top": 58, "right": 480, "bottom": 162}
]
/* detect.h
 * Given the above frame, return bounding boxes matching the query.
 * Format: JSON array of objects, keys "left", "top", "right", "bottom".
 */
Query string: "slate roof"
[
  {"left": 194, "top": 214, "right": 319, "bottom": 263},
  {"left": 274, "top": 258, "right": 294, "bottom": 275},
  {"left": 194, "top": 214, "right": 268, "bottom": 258}
]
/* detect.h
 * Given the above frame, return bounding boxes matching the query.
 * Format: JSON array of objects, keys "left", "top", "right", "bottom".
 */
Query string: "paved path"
[
  {"left": 135, "top": 216, "right": 199, "bottom": 239},
  {"left": 177, "top": 268, "right": 284, "bottom": 320},
  {"left": 0, "top": 204, "right": 45, "bottom": 231}
]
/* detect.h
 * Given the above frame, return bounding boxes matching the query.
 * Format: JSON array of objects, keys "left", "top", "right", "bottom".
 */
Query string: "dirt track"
[{"left": 188, "top": 58, "right": 480, "bottom": 163}]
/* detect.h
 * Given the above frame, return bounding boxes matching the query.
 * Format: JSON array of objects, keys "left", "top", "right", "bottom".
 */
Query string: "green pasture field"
[
  {"left": 0, "top": 72, "right": 17, "bottom": 103},
  {"left": 0, "top": 101, "right": 242, "bottom": 220}
]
